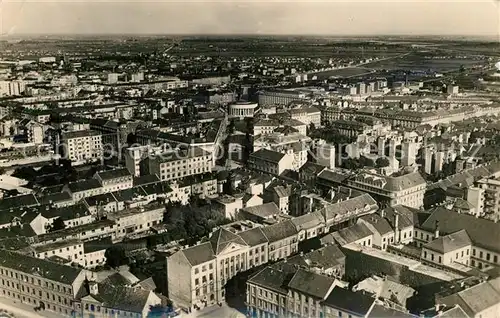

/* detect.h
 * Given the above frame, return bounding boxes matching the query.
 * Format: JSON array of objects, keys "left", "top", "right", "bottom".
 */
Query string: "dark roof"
[
  {"left": 91, "top": 282, "right": 152, "bottom": 313},
  {"left": 83, "top": 193, "right": 117, "bottom": 207},
  {"left": 332, "top": 223, "right": 373, "bottom": 246},
  {"left": 250, "top": 149, "right": 286, "bottom": 163},
  {"left": 262, "top": 220, "right": 298, "bottom": 243},
  {"left": 248, "top": 266, "right": 294, "bottom": 294},
  {"left": 83, "top": 237, "right": 114, "bottom": 254},
  {"left": 360, "top": 214, "right": 394, "bottom": 235},
  {"left": 381, "top": 205, "right": 416, "bottom": 230},
  {"left": 287, "top": 269, "right": 336, "bottom": 299},
  {"left": 37, "top": 192, "right": 72, "bottom": 205},
  {"left": 322, "top": 287, "right": 375, "bottom": 316},
  {"left": 209, "top": 228, "right": 247, "bottom": 255},
  {"left": 140, "top": 181, "right": 172, "bottom": 196},
  {"left": 424, "top": 229, "right": 471, "bottom": 254},
  {"left": 368, "top": 304, "right": 416, "bottom": 317},
  {"left": 68, "top": 179, "right": 102, "bottom": 193},
  {"left": 0, "top": 194, "right": 39, "bottom": 211},
  {"left": 96, "top": 168, "right": 131, "bottom": 181},
  {"left": 41, "top": 203, "right": 91, "bottom": 221},
  {"left": 317, "top": 169, "right": 350, "bottom": 184},
  {"left": 238, "top": 227, "right": 269, "bottom": 247},
  {"left": 112, "top": 187, "right": 148, "bottom": 202},
  {"left": 420, "top": 207, "right": 500, "bottom": 254},
  {"left": 103, "top": 273, "right": 132, "bottom": 287},
  {"left": 0, "top": 224, "right": 36, "bottom": 238},
  {"left": 181, "top": 242, "right": 216, "bottom": 266},
  {"left": 289, "top": 245, "right": 345, "bottom": 269},
  {"left": 241, "top": 202, "right": 281, "bottom": 219},
  {"left": 0, "top": 249, "right": 82, "bottom": 284},
  {"left": 133, "top": 174, "right": 160, "bottom": 187},
  {"left": 62, "top": 130, "right": 101, "bottom": 139}
]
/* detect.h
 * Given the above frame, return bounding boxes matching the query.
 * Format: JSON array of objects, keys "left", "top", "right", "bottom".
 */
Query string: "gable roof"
[
  {"left": 0, "top": 249, "right": 83, "bottom": 285},
  {"left": 241, "top": 202, "right": 281, "bottom": 219},
  {"left": 322, "top": 287, "right": 375, "bottom": 316},
  {"left": 262, "top": 220, "right": 298, "bottom": 243},
  {"left": 96, "top": 168, "right": 131, "bottom": 181},
  {"left": 360, "top": 214, "right": 393, "bottom": 235},
  {"left": 91, "top": 282, "right": 152, "bottom": 313},
  {"left": 250, "top": 149, "right": 286, "bottom": 163},
  {"left": 180, "top": 242, "right": 215, "bottom": 266},
  {"left": 287, "top": 268, "right": 336, "bottom": 299},
  {"left": 424, "top": 230, "right": 472, "bottom": 254},
  {"left": 238, "top": 227, "right": 268, "bottom": 247},
  {"left": 209, "top": 228, "right": 247, "bottom": 254},
  {"left": 440, "top": 277, "right": 500, "bottom": 317},
  {"left": 332, "top": 223, "right": 373, "bottom": 246},
  {"left": 419, "top": 207, "right": 500, "bottom": 253},
  {"left": 248, "top": 266, "right": 293, "bottom": 295}
]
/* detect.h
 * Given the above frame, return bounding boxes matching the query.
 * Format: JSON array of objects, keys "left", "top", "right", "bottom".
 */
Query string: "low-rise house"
[
  {"left": 83, "top": 237, "right": 114, "bottom": 269},
  {"left": 239, "top": 202, "right": 282, "bottom": 224},
  {"left": 287, "top": 245, "right": 346, "bottom": 278},
  {"left": 322, "top": 286, "right": 377, "bottom": 318},
  {"left": 436, "top": 277, "right": 500, "bottom": 318},
  {"left": 262, "top": 220, "right": 298, "bottom": 262},
  {"left": 79, "top": 279, "right": 162, "bottom": 318},
  {"left": 421, "top": 229, "right": 472, "bottom": 266},
  {"left": 248, "top": 149, "right": 295, "bottom": 176},
  {"left": 331, "top": 223, "right": 374, "bottom": 248},
  {"left": 353, "top": 276, "right": 415, "bottom": 311},
  {"left": 0, "top": 249, "right": 87, "bottom": 316}
]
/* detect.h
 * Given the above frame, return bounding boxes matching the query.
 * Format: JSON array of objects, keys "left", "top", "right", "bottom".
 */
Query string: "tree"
[
  {"left": 50, "top": 217, "right": 66, "bottom": 232},
  {"left": 375, "top": 157, "right": 390, "bottom": 168},
  {"left": 105, "top": 246, "right": 128, "bottom": 268},
  {"left": 359, "top": 156, "right": 375, "bottom": 168}
]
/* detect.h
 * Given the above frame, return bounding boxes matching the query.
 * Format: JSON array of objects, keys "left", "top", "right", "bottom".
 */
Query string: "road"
[
  {"left": 0, "top": 297, "right": 65, "bottom": 318},
  {"left": 306, "top": 52, "right": 411, "bottom": 77}
]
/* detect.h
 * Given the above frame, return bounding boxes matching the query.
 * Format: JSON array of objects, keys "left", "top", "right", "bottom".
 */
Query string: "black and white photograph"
[{"left": 0, "top": 0, "right": 499, "bottom": 317}]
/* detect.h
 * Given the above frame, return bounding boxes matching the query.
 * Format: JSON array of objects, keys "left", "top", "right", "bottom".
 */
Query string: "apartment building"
[
  {"left": 253, "top": 132, "right": 310, "bottom": 171},
  {"left": 414, "top": 207, "right": 500, "bottom": 271},
  {"left": 467, "top": 176, "right": 500, "bottom": 221},
  {"left": 61, "top": 130, "right": 103, "bottom": 164},
  {"left": 0, "top": 249, "right": 87, "bottom": 316},
  {"left": 168, "top": 226, "right": 283, "bottom": 311},
  {"left": 248, "top": 149, "right": 295, "bottom": 176},
  {"left": 145, "top": 147, "right": 213, "bottom": 182},
  {"left": 421, "top": 230, "right": 472, "bottom": 266},
  {"left": 257, "top": 90, "right": 307, "bottom": 106},
  {"left": 254, "top": 118, "right": 307, "bottom": 136},
  {"left": 289, "top": 106, "right": 321, "bottom": 127},
  {"left": 345, "top": 171, "right": 426, "bottom": 209},
  {"left": 248, "top": 266, "right": 338, "bottom": 318},
  {"left": 28, "top": 239, "right": 86, "bottom": 267},
  {"left": 94, "top": 168, "right": 133, "bottom": 193}
]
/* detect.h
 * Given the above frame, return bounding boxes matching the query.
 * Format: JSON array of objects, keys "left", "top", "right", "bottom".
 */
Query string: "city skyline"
[{"left": 1, "top": 0, "right": 499, "bottom": 37}]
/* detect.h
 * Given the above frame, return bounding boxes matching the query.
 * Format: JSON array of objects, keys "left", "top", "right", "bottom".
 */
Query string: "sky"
[{"left": 1, "top": 0, "right": 499, "bottom": 37}]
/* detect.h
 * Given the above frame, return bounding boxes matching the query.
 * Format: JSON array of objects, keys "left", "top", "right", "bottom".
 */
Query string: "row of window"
[{"left": 0, "top": 270, "right": 72, "bottom": 295}]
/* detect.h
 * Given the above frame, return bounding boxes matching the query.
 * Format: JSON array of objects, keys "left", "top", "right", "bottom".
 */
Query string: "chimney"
[
  {"left": 380, "top": 208, "right": 386, "bottom": 218},
  {"left": 394, "top": 214, "right": 399, "bottom": 230},
  {"left": 435, "top": 220, "right": 440, "bottom": 239}
]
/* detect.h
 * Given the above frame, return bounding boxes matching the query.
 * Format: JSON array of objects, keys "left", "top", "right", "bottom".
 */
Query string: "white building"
[
  {"left": 257, "top": 90, "right": 307, "bottom": 106},
  {"left": 289, "top": 106, "right": 321, "bottom": 127},
  {"left": 228, "top": 102, "right": 259, "bottom": 118},
  {"left": 248, "top": 149, "right": 295, "bottom": 176},
  {"left": 146, "top": 147, "right": 213, "bottom": 182},
  {"left": 61, "top": 130, "right": 103, "bottom": 164}
]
